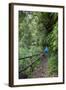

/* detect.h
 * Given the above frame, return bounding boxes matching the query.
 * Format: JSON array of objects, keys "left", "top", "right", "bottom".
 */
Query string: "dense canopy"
[{"left": 19, "top": 11, "right": 58, "bottom": 78}]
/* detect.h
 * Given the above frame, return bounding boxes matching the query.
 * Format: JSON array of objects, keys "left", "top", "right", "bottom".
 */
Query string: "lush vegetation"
[{"left": 19, "top": 11, "right": 58, "bottom": 78}]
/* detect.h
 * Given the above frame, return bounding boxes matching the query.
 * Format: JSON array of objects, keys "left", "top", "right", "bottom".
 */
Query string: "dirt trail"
[{"left": 32, "top": 55, "right": 48, "bottom": 78}]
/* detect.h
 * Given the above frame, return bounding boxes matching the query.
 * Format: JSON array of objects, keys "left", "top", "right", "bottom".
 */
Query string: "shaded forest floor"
[
  {"left": 31, "top": 56, "right": 48, "bottom": 78},
  {"left": 19, "top": 55, "right": 58, "bottom": 79}
]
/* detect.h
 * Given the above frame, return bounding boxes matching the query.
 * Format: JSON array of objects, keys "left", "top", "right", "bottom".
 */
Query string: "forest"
[{"left": 18, "top": 11, "right": 58, "bottom": 79}]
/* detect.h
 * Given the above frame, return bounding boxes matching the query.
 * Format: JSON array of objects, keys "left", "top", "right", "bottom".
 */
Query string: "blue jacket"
[{"left": 44, "top": 47, "right": 48, "bottom": 54}]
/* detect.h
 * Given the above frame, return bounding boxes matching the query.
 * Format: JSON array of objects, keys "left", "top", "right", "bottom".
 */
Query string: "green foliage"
[
  {"left": 47, "top": 23, "right": 58, "bottom": 76},
  {"left": 18, "top": 11, "right": 58, "bottom": 78},
  {"left": 48, "top": 22, "right": 58, "bottom": 53},
  {"left": 48, "top": 55, "right": 58, "bottom": 77}
]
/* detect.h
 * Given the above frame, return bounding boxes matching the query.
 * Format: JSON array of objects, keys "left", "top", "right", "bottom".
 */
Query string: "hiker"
[{"left": 44, "top": 46, "right": 48, "bottom": 56}]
